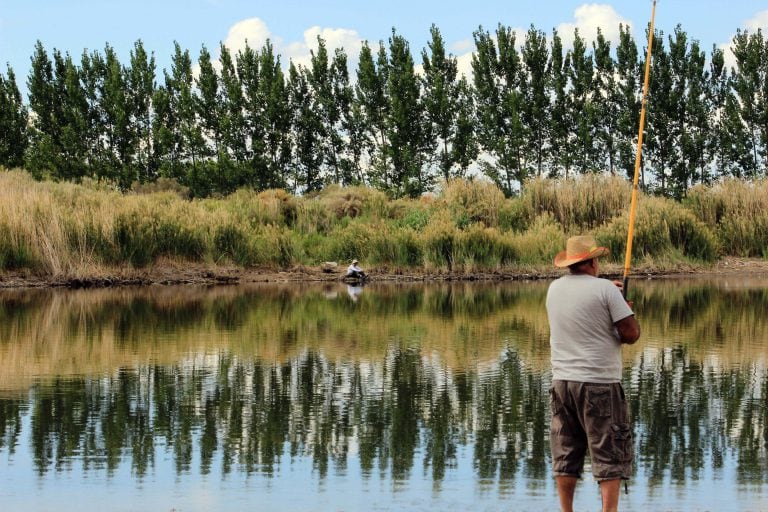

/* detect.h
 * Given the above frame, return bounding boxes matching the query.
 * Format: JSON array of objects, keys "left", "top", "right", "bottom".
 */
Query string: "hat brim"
[{"left": 553, "top": 246, "right": 609, "bottom": 268}]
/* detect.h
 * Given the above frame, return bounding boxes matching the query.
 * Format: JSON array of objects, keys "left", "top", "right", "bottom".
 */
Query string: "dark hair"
[{"left": 568, "top": 258, "right": 594, "bottom": 272}]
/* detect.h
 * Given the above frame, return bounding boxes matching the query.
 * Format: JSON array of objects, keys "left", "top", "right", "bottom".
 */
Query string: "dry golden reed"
[{"left": 0, "top": 169, "right": 756, "bottom": 276}]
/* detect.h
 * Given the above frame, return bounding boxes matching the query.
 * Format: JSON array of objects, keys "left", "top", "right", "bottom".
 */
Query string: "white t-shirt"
[{"left": 545, "top": 274, "right": 634, "bottom": 383}]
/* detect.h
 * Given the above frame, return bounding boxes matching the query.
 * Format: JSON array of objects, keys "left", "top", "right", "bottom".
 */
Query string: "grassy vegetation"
[{"left": 1, "top": 168, "right": 764, "bottom": 277}]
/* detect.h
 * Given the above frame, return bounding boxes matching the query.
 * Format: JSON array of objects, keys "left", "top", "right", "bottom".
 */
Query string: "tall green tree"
[
  {"left": 355, "top": 41, "right": 390, "bottom": 188},
  {"left": 472, "top": 24, "right": 526, "bottom": 195},
  {"left": 57, "top": 51, "right": 89, "bottom": 180},
  {"left": 0, "top": 66, "right": 28, "bottom": 168},
  {"left": 708, "top": 46, "right": 749, "bottom": 178},
  {"left": 100, "top": 44, "right": 135, "bottom": 187},
  {"left": 257, "top": 41, "right": 291, "bottom": 190},
  {"left": 615, "top": 24, "right": 641, "bottom": 182},
  {"left": 162, "top": 42, "right": 205, "bottom": 193},
  {"left": 451, "top": 77, "right": 478, "bottom": 178},
  {"left": 218, "top": 43, "right": 248, "bottom": 190},
  {"left": 328, "top": 47, "right": 357, "bottom": 185},
  {"left": 548, "top": 29, "right": 570, "bottom": 178},
  {"left": 288, "top": 62, "right": 323, "bottom": 192},
  {"left": 521, "top": 25, "right": 550, "bottom": 177},
  {"left": 237, "top": 42, "right": 264, "bottom": 189},
  {"left": 666, "top": 25, "right": 692, "bottom": 197},
  {"left": 680, "top": 38, "right": 710, "bottom": 188},
  {"left": 308, "top": 37, "right": 354, "bottom": 186},
  {"left": 129, "top": 40, "right": 157, "bottom": 183},
  {"left": 730, "top": 29, "right": 767, "bottom": 176},
  {"left": 26, "top": 41, "right": 58, "bottom": 177},
  {"left": 195, "top": 45, "right": 223, "bottom": 193},
  {"left": 80, "top": 49, "right": 106, "bottom": 177},
  {"left": 645, "top": 28, "right": 675, "bottom": 194},
  {"left": 386, "top": 29, "right": 427, "bottom": 197},
  {"left": 567, "top": 29, "right": 596, "bottom": 175},
  {"left": 422, "top": 24, "right": 475, "bottom": 181},
  {"left": 592, "top": 28, "right": 620, "bottom": 175}
]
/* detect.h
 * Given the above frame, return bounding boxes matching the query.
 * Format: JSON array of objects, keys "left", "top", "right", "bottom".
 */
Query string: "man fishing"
[
  {"left": 346, "top": 259, "right": 366, "bottom": 280},
  {"left": 545, "top": 235, "right": 641, "bottom": 512}
]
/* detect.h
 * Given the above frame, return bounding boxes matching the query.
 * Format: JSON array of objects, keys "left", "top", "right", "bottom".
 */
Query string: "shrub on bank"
[
  {"left": 521, "top": 175, "right": 630, "bottom": 231},
  {"left": 508, "top": 214, "right": 565, "bottom": 266},
  {"left": 596, "top": 196, "right": 719, "bottom": 264},
  {"left": 439, "top": 178, "right": 506, "bottom": 228},
  {"left": 0, "top": 169, "right": 756, "bottom": 276},
  {"left": 686, "top": 179, "right": 768, "bottom": 258}
]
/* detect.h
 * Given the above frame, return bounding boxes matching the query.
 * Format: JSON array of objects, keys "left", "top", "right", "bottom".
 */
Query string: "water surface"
[{"left": 1, "top": 278, "right": 767, "bottom": 511}]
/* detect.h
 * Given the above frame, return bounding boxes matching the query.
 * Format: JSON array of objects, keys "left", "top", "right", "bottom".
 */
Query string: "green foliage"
[
  {"left": 521, "top": 175, "right": 630, "bottom": 231},
  {"left": 0, "top": 172, "right": 761, "bottom": 275},
  {"left": 323, "top": 221, "right": 378, "bottom": 263},
  {"left": 111, "top": 209, "right": 207, "bottom": 267},
  {"left": 0, "top": 223, "right": 35, "bottom": 269},
  {"left": 686, "top": 180, "right": 768, "bottom": 257},
  {"left": 7, "top": 26, "right": 768, "bottom": 200},
  {"left": 456, "top": 224, "right": 516, "bottom": 269},
  {"left": 508, "top": 214, "right": 565, "bottom": 266},
  {"left": 0, "top": 67, "right": 27, "bottom": 168},
  {"left": 440, "top": 178, "right": 505, "bottom": 227},
  {"left": 420, "top": 212, "right": 457, "bottom": 270},
  {"left": 596, "top": 197, "right": 718, "bottom": 263}
]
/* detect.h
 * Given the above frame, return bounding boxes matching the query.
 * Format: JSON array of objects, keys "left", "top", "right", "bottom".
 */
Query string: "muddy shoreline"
[{"left": 1, "top": 257, "right": 766, "bottom": 289}]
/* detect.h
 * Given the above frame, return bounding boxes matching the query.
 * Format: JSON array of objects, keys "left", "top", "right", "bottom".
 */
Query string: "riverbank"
[{"left": 1, "top": 257, "right": 766, "bottom": 289}]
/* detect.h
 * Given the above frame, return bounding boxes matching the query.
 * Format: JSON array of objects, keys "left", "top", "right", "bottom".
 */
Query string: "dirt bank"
[{"left": 1, "top": 257, "right": 767, "bottom": 289}]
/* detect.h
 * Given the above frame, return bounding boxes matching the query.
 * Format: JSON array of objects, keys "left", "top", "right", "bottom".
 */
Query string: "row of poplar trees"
[{"left": 1, "top": 24, "right": 767, "bottom": 198}]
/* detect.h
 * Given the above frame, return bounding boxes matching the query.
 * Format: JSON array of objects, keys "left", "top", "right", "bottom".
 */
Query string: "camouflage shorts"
[{"left": 549, "top": 380, "right": 633, "bottom": 481}]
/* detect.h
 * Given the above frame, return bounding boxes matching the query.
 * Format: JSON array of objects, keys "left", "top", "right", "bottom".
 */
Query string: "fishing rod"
[{"left": 622, "top": 0, "right": 657, "bottom": 300}]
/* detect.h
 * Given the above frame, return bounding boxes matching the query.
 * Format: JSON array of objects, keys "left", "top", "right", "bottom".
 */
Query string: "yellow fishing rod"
[{"left": 623, "top": 0, "right": 657, "bottom": 299}]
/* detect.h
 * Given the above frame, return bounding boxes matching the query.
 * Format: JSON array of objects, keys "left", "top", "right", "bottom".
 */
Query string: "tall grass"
[
  {"left": 520, "top": 175, "right": 631, "bottom": 232},
  {"left": 0, "top": 169, "right": 760, "bottom": 276},
  {"left": 686, "top": 179, "right": 768, "bottom": 257},
  {"left": 596, "top": 196, "right": 719, "bottom": 264}
]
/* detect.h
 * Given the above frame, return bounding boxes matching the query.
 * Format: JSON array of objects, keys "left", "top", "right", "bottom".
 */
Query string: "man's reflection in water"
[{"left": 347, "top": 284, "right": 363, "bottom": 302}]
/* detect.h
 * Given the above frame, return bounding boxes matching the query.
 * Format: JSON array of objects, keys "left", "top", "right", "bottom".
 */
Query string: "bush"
[
  {"left": 0, "top": 223, "right": 36, "bottom": 270},
  {"left": 439, "top": 178, "right": 506, "bottom": 228},
  {"left": 420, "top": 212, "right": 458, "bottom": 270},
  {"left": 596, "top": 197, "right": 719, "bottom": 263},
  {"left": 214, "top": 224, "right": 253, "bottom": 265},
  {"left": 686, "top": 179, "right": 768, "bottom": 257},
  {"left": 521, "top": 175, "right": 630, "bottom": 231},
  {"left": 509, "top": 214, "right": 565, "bottom": 266},
  {"left": 324, "top": 221, "right": 379, "bottom": 263}
]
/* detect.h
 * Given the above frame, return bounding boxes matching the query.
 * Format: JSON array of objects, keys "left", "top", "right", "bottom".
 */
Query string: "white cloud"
[
  {"left": 456, "top": 51, "right": 474, "bottom": 79},
  {"left": 288, "top": 25, "right": 365, "bottom": 70},
  {"left": 451, "top": 4, "right": 631, "bottom": 79},
  {"left": 556, "top": 3, "right": 632, "bottom": 48},
  {"left": 221, "top": 17, "right": 364, "bottom": 71},
  {"left": 223, "top": 17, "right": 276, "bottom": 55},
  {"left": 720, "top": 9, "right": 768, "bottom": 70},
  {"left": 744, "top": 9, "right": 768, "bottom": 31},
  {"left": 452, "top": 27, "right": 526, "bottom": 79},
  {"left": 451, "top": 38, "right": 474, "bottom": 54}
]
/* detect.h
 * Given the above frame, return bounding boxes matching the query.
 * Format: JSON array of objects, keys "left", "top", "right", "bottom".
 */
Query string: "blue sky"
[{"left": 1, "top": 1, "right": 767, "bottom": 91}]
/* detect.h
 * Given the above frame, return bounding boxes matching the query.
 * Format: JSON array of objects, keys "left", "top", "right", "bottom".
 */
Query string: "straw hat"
[
  {"left": 553, "top": 235, "right": 609, "bottom": 268},
  {"left": 352, "top": 259, "right": 358, "bottom": 264}
]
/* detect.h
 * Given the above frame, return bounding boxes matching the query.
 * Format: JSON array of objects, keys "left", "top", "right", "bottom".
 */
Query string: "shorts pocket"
[
  {"left": 585, "top": 386, "right": 612, "bottom": 417},
  {"left": 611, "top": 422, "right": 633, "bottom": 463},
  {"left": 549, "top": 386, "right": 564, "bottom": 416}
]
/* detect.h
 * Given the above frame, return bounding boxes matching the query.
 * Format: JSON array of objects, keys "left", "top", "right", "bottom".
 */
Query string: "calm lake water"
[{"left": 1, "top": 278, "right": 767, "bottom": 511}]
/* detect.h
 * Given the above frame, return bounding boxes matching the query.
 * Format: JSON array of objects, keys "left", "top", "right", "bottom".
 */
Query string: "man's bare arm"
[{"left": 615, "top": 315, "right": 640, "bottom": 344}]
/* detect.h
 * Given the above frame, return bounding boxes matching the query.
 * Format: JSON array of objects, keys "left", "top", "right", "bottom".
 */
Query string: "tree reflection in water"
[{"left": 0, "top": 279, "right": 766, "bottom": 490}]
